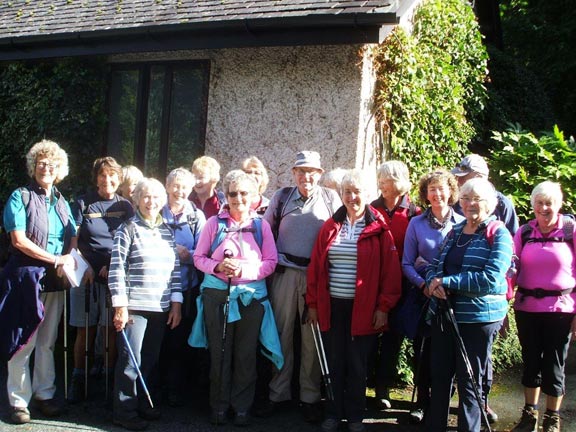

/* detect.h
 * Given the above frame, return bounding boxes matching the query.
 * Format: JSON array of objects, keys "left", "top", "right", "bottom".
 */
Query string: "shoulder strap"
[
  {"left": 272, "top": 187, "right": 294, "bottom": 239},
  {"left": 485, "top": 220, "right": 504, "bottom": 246},
  {"left": 320, "top": 187, "right": 335, "bottom": 217},
  {"left": 407, "top": 202, "right": 418, "bottom": 220},
  {"left": 520, "top": 223, "right": 533, "bottom": 249},
  {"left": 187, "top": 204, "right": 199, "bottom": 238},
  {"left": 19, "top": 186, "right": 31, "bottom": 208},
  {"left": 252, "top": 217, "right": 263, "bottom": 250},
  {"left": 209, "top": 217, "right": 263, "bottom": 256}
]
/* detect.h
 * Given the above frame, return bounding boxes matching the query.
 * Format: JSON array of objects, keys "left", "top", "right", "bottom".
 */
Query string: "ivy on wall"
[
  {"left": 372, "top": 0, "right": 488, "bottom": 186},
  {"left": 0, "top": 58, "right": 108, "bottom": 205}
]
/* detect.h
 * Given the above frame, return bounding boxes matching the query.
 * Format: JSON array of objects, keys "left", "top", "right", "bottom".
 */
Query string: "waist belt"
[
  {"left": 283, "top": 253, "right": 310, "bottom": 267},
  {"left": 517, "top": 287, "right": 574, "bottom": 299}
]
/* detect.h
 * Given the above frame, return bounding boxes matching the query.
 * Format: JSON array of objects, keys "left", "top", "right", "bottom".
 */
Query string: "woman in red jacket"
[{"left": 306, "top": 169, "right": 402, "bottom": 432}]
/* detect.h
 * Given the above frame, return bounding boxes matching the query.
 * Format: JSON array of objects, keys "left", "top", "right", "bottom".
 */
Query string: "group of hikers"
[{"left": 1, "top": 139, "right": 575, "bottom": 432}]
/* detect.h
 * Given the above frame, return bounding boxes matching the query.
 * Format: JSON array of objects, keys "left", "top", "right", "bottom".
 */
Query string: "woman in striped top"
[
  {"left": 306, "top": 169, "right": 402, "bottom": 432},
  {"left": 109, "top": 178, "right": 182, "bottom": 431}
]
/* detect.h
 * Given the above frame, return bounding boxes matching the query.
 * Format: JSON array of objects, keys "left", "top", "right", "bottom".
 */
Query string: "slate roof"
[{"left": 0, "top": 0, "right": 416, "bottom": 60}]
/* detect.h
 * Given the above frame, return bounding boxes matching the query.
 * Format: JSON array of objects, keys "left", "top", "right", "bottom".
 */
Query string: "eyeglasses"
[
  {"left": 36, "top": 161, "right": 59, "bottom": 170},
  {"left": 244, "top": 169, "right": 262, "bottom": 176},
  {"left": 227, "top": 190, "right": 250, "bottom": 198},
  {"left": 459, "top": 197, "right": 486, "bottom": 204}
]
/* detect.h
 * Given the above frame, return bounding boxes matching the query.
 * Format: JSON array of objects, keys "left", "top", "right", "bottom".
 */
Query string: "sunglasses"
[{"left": 227, "top": 190, "right": 250, "bottom": 198}]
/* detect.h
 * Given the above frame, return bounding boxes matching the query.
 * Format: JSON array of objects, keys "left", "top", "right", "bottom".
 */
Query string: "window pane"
[
  {"left": 144, "top": 66, "right": 166, "bottom": 180},
  {"left": 168, "top": 67, "right": 207, "bottom": 173},
  {"left": 107, "top": 69, "right": 139, "bottom": 165}
]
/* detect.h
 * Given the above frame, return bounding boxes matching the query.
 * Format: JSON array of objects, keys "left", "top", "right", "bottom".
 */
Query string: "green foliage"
[
  {"left": 499, "top": 0, "right": 576, "bottom": 138},
  {"left": 373, "top": 0, "right": 488, "bottom": 182},
  {"left": 489, "top": 124, "right": 576, "bottom": 224},
  {"left": 0, "top": 58, "right": 108, "bottom": 205},
  {"left": 492, "top": 308, "right": 522, "bottom": 373}
]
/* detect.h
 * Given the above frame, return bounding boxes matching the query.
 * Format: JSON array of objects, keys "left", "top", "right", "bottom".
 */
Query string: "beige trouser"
[{"left": 268, "top": 266, "right": 321, "bottom": 404}]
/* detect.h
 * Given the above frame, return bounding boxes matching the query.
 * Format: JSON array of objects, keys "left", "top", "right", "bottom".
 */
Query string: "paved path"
[{"left": 1, "top": 347, "right": 574, "bottom": 431}]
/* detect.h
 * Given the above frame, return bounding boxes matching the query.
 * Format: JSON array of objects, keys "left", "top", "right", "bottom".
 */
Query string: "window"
[{"left": 107, "top": 60, "right": 210, "bottom": 180}]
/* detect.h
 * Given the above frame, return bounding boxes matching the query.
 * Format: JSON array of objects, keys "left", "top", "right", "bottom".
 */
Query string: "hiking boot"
[
  {"left": 252, "top": 399, "right": 276, "bottom": 417},
  {"left": 10, "top": 406, "right": 31, "bottom": 424},
  {"left": 113, "top": 416, "right": 149, "bottom": 431},
  {"left": 348, "top": 421, "right": 365, "bottom": 432},
  {"left": 486, "top": 405, "right": 498, "bottom": 424},
  {"left": 34, "top": 398, "right": 63, "bottom": 417},
  {"left": 138, "top": 405, "right": 161, "bottom": 421},
  {"left": 511, "top": 406, "right": 538, "bottom": 432},
  {"left": 542, "top": 411, "right": 561, "bottom": 432},
  {"left": 210, "top": 409, "right": 227, "bottom": 425},
  {"left": 375, "top": 389, "right": 392, "bottom": 410},
  {"left": 321, "top": 418, "right": 340, "bottom": 432},
  {"left": 409, "top": 407, "right": 425, "bottom": 424},
  {"left": 233, "top": 411, "right": 250, "bottom": 427},
  {"left": 301, "top": 402, "right": 322, "bottom": 423},
  {"left": 67, "top": 374, "right": 85, "bottom": 404}
]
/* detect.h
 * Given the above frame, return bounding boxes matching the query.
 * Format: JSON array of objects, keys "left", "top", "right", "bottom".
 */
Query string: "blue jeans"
[
  {"left": 427, "top": 316, "right": 502, "bottom": 432},
  {"left": 113, "top": 311, "right": 167, "bottom": 420}
]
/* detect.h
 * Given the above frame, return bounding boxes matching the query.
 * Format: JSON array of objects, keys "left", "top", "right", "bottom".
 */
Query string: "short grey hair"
[
  {"left": 166, "top": 167, "right": 195, "bottom": 187},
  {"left": 341, "top": 169, "right": 370, "bottom": 196},
  {"left": 530, "top": 181, "right": 563, "bottom": 208},
  {"left": 377, "top": 160, "right": 411, "bottom": 195},
  {"left": 222, "top": 169, "right": 258, "bottom": 196},
  {"left": 242, "top": 156, "right": 269, "bottom": 195},
  {"left": 132, "top": 178, "right": 167, "bottom": 208},
  {"left": 459, "top": 178, "right": 498, "bottom": 214},
  {"left": 26, "top": 139, "right": 69, "bottom": 184}
]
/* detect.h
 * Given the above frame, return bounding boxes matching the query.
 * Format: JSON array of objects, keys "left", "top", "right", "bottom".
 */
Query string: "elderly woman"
[
  {"left": 242, "top": 156, "right": 270, "bottom": 215},
  {"left": 160, "top": 167, "right": 206, "bottom": 406},
  {"left": 511, "top": 181, "right": 576, "bottom": 432},
  {"left": 401, "top": 169, "right": 464, "bottom": 423},
  {"left": 118, "top": 165, "right": 143, "bottom": 203},
  {"left": 189, "top": 170, "right": 282, "bottom": 426},
  {"left": 370, "top": 160, "right": 421, "bottom": 408},
  {"left": 306, "top": 169, "right": 402, "bottom": 432},
  {"left": 109, "top": 178, "right": 182, "bottom": 431},
  {"left": 67, "top": 156, "right": 134, "bottom": 402},
  {"left": 425, "top": 177, "right": 513, "bottom": 432},
  {"left": 0, "top": 140, "right": 77, "bottom": 424},
  {"left": 190, "top": 155, "right": 226, "bottom": 219}
]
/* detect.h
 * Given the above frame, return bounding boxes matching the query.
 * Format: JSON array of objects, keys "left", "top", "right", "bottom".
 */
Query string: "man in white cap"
[
  {"left": 451, "top": 153, "right": 518, "bottom": 425},
  {"left": 257, "top": 151, "right": 341, "bottom": 422}
]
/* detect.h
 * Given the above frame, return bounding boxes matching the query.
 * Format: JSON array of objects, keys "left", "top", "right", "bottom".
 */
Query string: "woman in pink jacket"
[
  {"left": 306, "top": 169, "right": 402, "bottom": 432},
  {"left": 512, "top": 181, "right": 576, "bottom": 432}
]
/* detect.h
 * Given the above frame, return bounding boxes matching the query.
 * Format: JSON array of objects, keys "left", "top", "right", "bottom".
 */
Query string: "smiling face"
[
  {"left": 226, "top": 179, "right": 254, "bottom": 220},
  {"left": 378, "top": 176, "right": 401, "bottom": 205},
  {"left": 96, "top": 166, "right": 120, "bottom": 199},
  {"left": 34, "top": 157, "right": 60, "bottom": 189},
  {"left": 533, "top": 194, "right": 561, "bottom": 230},
  {"left": 292, "top": 167, "right": 322, "bottom": 198},
  {"left": 459, "top": 194, "right": 491, "bottom": 224},
  {"left": 192, "top": 169, "right": 217, "bottom": 197},
  {"left": 137, "top": 185, "right": 165, "bottom": 222},
  {"left": 167, "top": 177, "right": 192, "bottom": 211},
  {"left": 342, "top": 183, "right": 366, "bottom": 219},
  {"left": 427, "top": 180, "right": 450, "bottom": 212}
]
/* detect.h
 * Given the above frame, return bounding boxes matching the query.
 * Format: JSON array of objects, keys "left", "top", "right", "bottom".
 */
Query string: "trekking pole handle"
[{"left": 224, "top": 249, "right": 233, "bottom": 259}]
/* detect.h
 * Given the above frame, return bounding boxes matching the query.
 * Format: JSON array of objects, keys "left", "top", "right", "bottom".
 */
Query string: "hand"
[
  {"left": 373, "top": 310, "right": 388, "bottom": 330},
  {"left": 81, "top": 266, "right": 95, "bottom": 286},
  {"left": 176, "top": 244, "right": 191, "bottom": 262},
  {"left": 306, "top": 308, "right": 318, "bottom": 325},
  {"left": 167, "top": 302, "right": 182, "bottom": 329},
  {"left": 98, "top": 265, "right": 109, "bottom": 280},
  {"left": 431, "top": 285, "right": 447, "bottom": 300},
  {"left": 217, "top": 258, "right": 242, "bottom": 278},
  {"left": 113, "top": 306, "right": 129, "bottom": 332}
]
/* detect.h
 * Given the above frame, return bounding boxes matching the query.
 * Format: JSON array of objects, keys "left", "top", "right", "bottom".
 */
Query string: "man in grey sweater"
[{"left": 258, "top": 151, "right": 341, "bottom": 423}]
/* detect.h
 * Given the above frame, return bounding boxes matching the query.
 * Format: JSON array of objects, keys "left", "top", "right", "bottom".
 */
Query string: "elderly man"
[
  {"left": 258, "top": 151, "right": 341, "bottom": 422},
  {"left": 451, "top": 153, "right": 519, "bottom": 425}
]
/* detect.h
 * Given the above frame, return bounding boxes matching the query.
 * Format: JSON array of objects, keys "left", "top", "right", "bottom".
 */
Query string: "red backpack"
[{"left": 485, "top": 220, "right": 516, "bottom": 300}]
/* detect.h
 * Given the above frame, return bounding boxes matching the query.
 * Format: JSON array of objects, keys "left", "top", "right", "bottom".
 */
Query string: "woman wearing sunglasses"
[{"left": 189, "top": 170, "right": 283, "bottom": 426}]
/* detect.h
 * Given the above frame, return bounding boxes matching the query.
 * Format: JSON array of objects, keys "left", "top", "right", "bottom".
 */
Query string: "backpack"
[
  {"left": 165, "top": 204, "right": 200, "bottom": 239},
  {"left": 209, "top": 216, "right": 263, "bottom": 256},
  {"left": 484, "top": 220, "right": 516, "bottom": 300},
  {"left": 271, "top": 186, "right": 335, "bottom": 240},
  {"left": 1, "top": 187, "right": 31, "bottom": 267},
  {"left": 519, "top": 215, "right": 574, "bottom": 249}
]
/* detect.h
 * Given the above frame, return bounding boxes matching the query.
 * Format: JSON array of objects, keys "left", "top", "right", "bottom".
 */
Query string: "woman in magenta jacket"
[{"left": 306, "top": 169, "right": 402, "bottom": 432}]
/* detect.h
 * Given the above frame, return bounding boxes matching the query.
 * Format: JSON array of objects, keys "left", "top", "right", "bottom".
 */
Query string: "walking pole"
[
  {"left": 105, "top": 290, "right": 110, "bottom": 401},
  {"left": 310, "top": 321, "right": 334, "bottom": 401},
  {"left": 440, "top": 299, "right": 492, "bottom": 432},
  {"left": 411, "top": 336, "right": 426, "bottom": 405},
  {"left": 84, "top": 282, "right": 90, "bottom": 400},
  {"left": 63, "top": 289, "right": 68, "bottom": 400},
  {"left": 120, "top": 328, "right": 154, "bottom": 409},
  {"left": 216, "top": 249, "right": 233, "bottom": 425}
]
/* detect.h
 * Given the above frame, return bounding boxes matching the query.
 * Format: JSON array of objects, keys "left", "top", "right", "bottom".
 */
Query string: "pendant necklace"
[{"left": 456, "top": 231, "right": 474, "bottom": 248}]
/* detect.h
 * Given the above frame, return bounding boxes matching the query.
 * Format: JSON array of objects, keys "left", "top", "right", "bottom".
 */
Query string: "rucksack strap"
[{"left": 209, "top": 217, "right": 263, "bottom": 256}]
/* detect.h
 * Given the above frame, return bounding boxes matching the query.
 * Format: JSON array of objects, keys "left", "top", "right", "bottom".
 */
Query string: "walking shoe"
[
  {"left": 409, "top": 407, "right": 425, "bottom": 424},
  {"left": 348, "top": 421, "right": 365, "bottom": 432},
  {"left": 34, "top": 398, "right": 63, "bottom": 417},
  {"left": 67, "top": 374, "right": 85, "bottom": 404},
  {"left": 301, "top": 402, "right": 322, "bottom": 423},
  {"left": 138, "top": 405, "right": 161, "bottom": 421},
  {"left": 375, "top": 389, "right": 392, "bottom": 410},
  {"left": 10, "top": 406, "right": 31, "bottom": 424},
  {"left": 486, "top": 405, "right": 498, "bottom": 424},
  {"left": 542, "top": 411, "right": 561, "bottom": 432},
  {"left": 234, "top": 411, "right": 250, "bottom": 427},
  {"left": 113, "top": 416, "right": 149, "bottom": 431},
  {"left": 210, "top": 410, "right": 227, "bottom": 425},
  {"left": 321, "top": 418, "right": 339, "bottom": 432},
  {"left": 252, "top": 399, "right": 276, "bottom": 417},
  {"left": 511, "top": 406, "right": 538, "bottom": 432}
]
